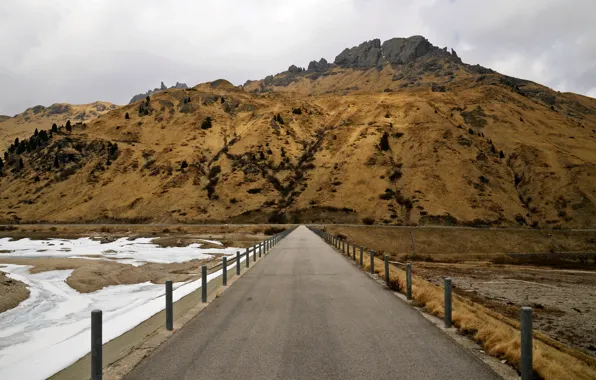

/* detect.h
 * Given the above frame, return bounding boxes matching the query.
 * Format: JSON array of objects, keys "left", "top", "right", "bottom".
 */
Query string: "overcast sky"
[{"left": 1, "top": 0, "right": 595, "bottom": 115}]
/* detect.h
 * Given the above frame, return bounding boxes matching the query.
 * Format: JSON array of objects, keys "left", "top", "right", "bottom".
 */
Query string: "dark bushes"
[
  {"left": 268, "top": 212, "right": 287, "bottom": 224},
  {"left": 201, "top": 116, "right": 213, "bottom": 130},
  {"left": 264, "top": 227, "right": 285, "bottom": 235},
  {"left": 379, "top": 132, "right": 390, "bottom": 151}
]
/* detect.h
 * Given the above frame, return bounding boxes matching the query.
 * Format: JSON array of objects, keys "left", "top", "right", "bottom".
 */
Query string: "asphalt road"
[{"left": 125, "top": 226, "right": 500, "bottom": 380}]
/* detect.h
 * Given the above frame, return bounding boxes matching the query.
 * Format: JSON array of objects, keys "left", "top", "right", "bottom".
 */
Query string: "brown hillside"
[
  {"left": 0, "top": 101, "right": 118, "bottom": 148},
  {"left": 1, "top": 36, "right": 596, "bottom": 227}
]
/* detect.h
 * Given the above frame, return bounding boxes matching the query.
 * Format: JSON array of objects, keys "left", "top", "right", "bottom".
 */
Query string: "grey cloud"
[{"left": 0, "top": 0, "right": 594, "bottom": 115}]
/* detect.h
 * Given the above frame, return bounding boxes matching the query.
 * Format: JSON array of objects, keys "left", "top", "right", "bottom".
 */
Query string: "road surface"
[{"left": 125, "top": 225, "right": 499, "bottom": 380}]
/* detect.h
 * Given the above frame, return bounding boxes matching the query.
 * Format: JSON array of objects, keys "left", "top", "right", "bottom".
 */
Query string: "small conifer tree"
[{"left": 379, "top": 132, "right": 390, "bottom": 151}]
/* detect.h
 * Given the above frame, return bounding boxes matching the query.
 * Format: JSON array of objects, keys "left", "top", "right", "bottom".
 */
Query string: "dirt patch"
[
  {"left": 0, "top": 257, "right": 219, "bottom": 293},
  {"left": 150, "top": 237, "right": 222, "bottom": 249},
  {"left": 0, "top": 271, "right": 30, "bottom": 313},
  {"left": 150, "top": 235, "right": 261, "bottom": 249}
]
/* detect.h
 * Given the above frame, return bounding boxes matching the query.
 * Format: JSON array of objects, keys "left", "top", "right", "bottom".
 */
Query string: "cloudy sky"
[{"left": 1, "top": 0, "right": 595, "bottom": 115}]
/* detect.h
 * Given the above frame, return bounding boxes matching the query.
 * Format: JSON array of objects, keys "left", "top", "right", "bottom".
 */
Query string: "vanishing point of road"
[{"left": 125, "top": 225, "right": 499, "bottom": 380}]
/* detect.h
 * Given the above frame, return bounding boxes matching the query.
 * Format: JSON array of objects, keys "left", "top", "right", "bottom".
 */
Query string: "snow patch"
[
  {"left": 0, "top": 237, "right": 247, "bottom": 379},
  {"left": 0, "top": 237, "right": 239, "bottom": 266}
]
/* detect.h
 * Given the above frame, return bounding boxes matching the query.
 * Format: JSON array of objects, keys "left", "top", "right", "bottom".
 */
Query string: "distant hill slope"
[
  {"left": 1, "top": 36, "right": 595, "bottom": 228},
  {"left": 0, "top": 102, "right": 118, "bottom": 148}
]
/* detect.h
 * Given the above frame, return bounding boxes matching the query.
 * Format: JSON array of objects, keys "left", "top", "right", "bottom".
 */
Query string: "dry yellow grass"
[
  {"left": 1, "top": 66, "right": 596, "bottom": 228},
  {"left": 0, "top": 101, "right": 117, "bottom": 148},
  {"left": 334, "top": 243, "right": 596, "bottom": 379},
  {"left": 0, "top": 224, "right": 281, "bottom": 240},
  {"left": 324, "top": 225, "right": 596, "bottom": 262}
]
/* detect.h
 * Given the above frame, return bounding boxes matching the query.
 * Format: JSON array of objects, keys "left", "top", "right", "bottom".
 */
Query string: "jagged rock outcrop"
[
  {"left": 129, "top": 81, "right": 189, "bottom": 104},
  {"left": 172, "top": 82, "right": 189, "bottom": 89},
  {"left": 307, "top": 58, "right": 332, "bottom": 72},
  {"left": 334, "top": 36, "right": 460, "bottom": 70},
  {"left": 382, "top": 36, "right": 434, "bottom": 64},
  {"left": 334, "top": 39, "right": 382, "bottom": 69},
  {"left": 288, "top": 65, "right": 303, "bottom": 74}
]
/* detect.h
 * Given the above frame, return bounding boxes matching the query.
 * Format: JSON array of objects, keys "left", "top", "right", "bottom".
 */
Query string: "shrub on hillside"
[
  {"left": 201, "top": 116, "right": 213, "bottom": 130},
  {"left": 362, "top": 217, "right": 375, "bottom": 225},
  {"left": 264, "top": 227, "right": 285, "bottom": 235},
  {"left": 379, "top": 132, "right": 390, "bottom": 151},
  {"left": 268, "top": 212, "right": 287, "bottom": 224}
]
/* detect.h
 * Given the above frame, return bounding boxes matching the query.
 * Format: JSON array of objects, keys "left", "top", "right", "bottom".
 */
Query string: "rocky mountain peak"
[
  {"left": 307, "top": 58, "right": 332, "bottom": 72},
  {"left": 334, "top": 35, "right": 460, "bottom": 69},
  {"left": 278, "top": 36, "right": 461, "bottom": 80},
  {"left": 334, "top": 38, "right": 383, "bottom": 69},
  {"left": 129, "top": 81, "right": 189, "bottom": 104}
]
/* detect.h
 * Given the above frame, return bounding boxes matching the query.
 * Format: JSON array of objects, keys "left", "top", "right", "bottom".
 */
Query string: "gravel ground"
[{"left": 415, "top": 262, "right": 596, "bottom": 356}]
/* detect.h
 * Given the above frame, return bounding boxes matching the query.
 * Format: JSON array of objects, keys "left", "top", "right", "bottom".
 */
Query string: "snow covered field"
[
  {"left": 0, "top": 237, "right": 243, "bottom": 380},
  {"left": 0, "top": 236, "right": 231, "bottom": 266}
]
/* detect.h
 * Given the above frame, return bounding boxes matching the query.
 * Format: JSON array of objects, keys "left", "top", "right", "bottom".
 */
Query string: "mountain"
[
  {"left": 1, "top": 36, "right": 595, "bottom": 228},
  {"left": 129, "top": 81, "right": 189, "bottom": 104},
  {"left": 0, "top": 102, "right": 118, "bottom": 148}
]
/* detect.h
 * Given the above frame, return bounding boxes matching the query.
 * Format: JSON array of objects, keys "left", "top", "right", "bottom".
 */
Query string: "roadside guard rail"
[
  {"left": 90, "top": 226, "right": 297, "bottom": 380},
  {"left": 307, "top": 226, "right": 535, "bottom": 380}
]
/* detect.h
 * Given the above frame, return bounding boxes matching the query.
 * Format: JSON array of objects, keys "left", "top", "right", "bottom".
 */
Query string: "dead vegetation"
[
  {"left": 329, "top": 231, "right": 596, "bottom": 379},
  {"left": 326, "top": 226, "right": 596, "bottom": 380}
]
